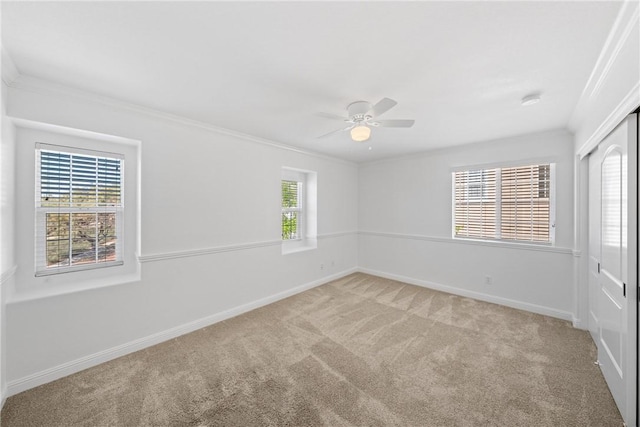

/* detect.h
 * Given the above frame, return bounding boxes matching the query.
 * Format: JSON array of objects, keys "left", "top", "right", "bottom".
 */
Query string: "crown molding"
[
  {"left": 568, "top": 0, "right": 640, "bottom": 132},
  {"left": 1, "top": 48, "right": 19, "bottom": 86},
  {"left": 7, "top": 74, "right": 357, "bottom": 167},
  {"left": 576, "top": 80, "right": 640, "bottom": 158}
]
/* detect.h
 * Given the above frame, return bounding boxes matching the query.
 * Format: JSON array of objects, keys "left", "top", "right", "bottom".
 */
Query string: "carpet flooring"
[{"left": 1, "top": 273, "right": 623, "bottom": 426}]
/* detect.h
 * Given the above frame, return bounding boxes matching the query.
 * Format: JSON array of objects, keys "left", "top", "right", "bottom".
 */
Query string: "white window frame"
[
  {"left": 281, "top": 167, "right": 317, "bottom": 254},
  {"left": 35, "top": 143, "right": 125, "bottom": 276},
  {"left": 281, "top": 171, "right": 304, "bottom": 241},
  {"left": 452, "top": 162, "right": 556, "bottom": 245}
]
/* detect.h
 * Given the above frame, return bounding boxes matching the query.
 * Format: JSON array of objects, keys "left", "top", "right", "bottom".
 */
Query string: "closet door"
[
  {"left": 588, "top": 148, "right": 600, "bottom": 341},
  {"left": 592, "top": 114, "right": 637, "bottom": 426}
]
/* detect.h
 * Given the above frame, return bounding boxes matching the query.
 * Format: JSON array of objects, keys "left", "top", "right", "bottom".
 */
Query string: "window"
[
  {"left": 35, "top": 143, "right": 124, "bottom": 275},
  {"left": 453, "top": 163, "right": 554, "bottom": 243},
  {"left": 281, "top": 167, "right": 317, "bottom": 253},
  {"left": 281, "top": 179, "right": 303, "bottom": 240}
]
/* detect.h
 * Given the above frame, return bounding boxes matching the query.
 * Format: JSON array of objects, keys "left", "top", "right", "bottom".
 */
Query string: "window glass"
[
  {"left": 36, "top": 144, "right": 124, "bottom": 274},
  {"left": 454, "top": 163, "right": 554, "bottom": 243},
  {"left": 282, "top": 179, "right": 302, "bottom": 240}
]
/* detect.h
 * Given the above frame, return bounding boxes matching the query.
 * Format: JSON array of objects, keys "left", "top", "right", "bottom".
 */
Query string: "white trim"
[
  {"left": 36, "top": 141, "right": 125, "bottom": 160},
  {"left": 357, "top": 267, "right": 574, "bottom": 322},
  {"left": 7, "top": 272, "right": 141, "bottom": 304},
  {"left": 138, "top": 232, "right": 356, "bottom": 263},
  {"left": 358, "top": 230, "right": 573, "bottom": 255},
  {"left": 1, "top": 385, "right": 6, "bottom": 411},
  {"left": 8, "top": 74, "right": 356, "bottom": 167},
  {"left": 318, "top": 231, "right": 357, "bottom": 240},
  {"left": 138, "top": 239, "right": 282, "bottom": 263},
  {"left": 11, "top": 117, "right": 141, "bottom": 146},
  {"left": 5, "top": 267, "right": 358, "bottom": 397},
  {"left": 569, "top": 0, "right": 640, "bottom": 132},
  {"left": 0, "top": 267, "right": 17, "bottom": 410},
  {"left": 576, "top": 82, "right": 640, "bottom": 159},
  {"left": 588, "top": 4, "right": 638, "bottom": 102},
  {"left": 0, "top": 265, "right": 17, "bottom": 288},
  {"left": 1, "top": 47, "right": 19, "bottom": 86},
  {"left": 572, "top": 316, "right": 587, "bottom": 330},
  {"left": 281, "top": 240, "right": 317, "bottom": 255},
  {"left": 449, "top": 157, "right": 558, "bottom": 173}
]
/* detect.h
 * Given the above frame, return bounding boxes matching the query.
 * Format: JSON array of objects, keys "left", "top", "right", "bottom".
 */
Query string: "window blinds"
[
  {"left": 454, "top": 169, "right": 497, "bottom": 239},
  {"left": 281, "top": 179, "right": 302, "bottom": 240},
  {"left": 36, "top": 144, "right": 124, "bottom": 274},
  {"left": 500, "top": 165, "right": 551, "bottom": 242},
  {"left": 453, "top": 163, "right": 553, "bottom": 243}
]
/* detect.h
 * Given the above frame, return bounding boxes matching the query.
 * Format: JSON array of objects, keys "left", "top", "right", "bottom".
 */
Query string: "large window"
[
  {"left": 35, "top": 143, "right": 124, "bottom": 275},
  {"left": 453, "top": 163, "right": 554, "bottom": 243}
]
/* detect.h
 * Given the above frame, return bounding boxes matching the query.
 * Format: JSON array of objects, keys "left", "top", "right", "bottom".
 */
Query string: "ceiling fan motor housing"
[{"left": 347, "top": 101, "right": 373, "bottom": 123}]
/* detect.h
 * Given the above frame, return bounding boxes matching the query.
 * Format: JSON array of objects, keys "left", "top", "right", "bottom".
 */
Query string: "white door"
[
  {"left": 588, "top": 148, "right": 601, "bottom": 341},
  {"left": 594, "top": 114, "right": 637, "bottom": 426}
]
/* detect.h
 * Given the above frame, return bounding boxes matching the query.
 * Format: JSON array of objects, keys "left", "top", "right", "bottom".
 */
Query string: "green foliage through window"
[{"left": 282, "top": 180, "right": 301, "bottom": 240}]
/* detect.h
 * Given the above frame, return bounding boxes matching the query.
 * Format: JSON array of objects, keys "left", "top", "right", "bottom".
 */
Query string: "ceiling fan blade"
[
  {"left": 375, "top": 119, "right": 415, "bottom": 128},
  {"left": 316, "top": 112, "right": 350, "bottom": 121},
  {"left": 316, "top": 125, "right": 354, "bottom": 139},
  {"left": 369, "top": 98, "right": 397, "bottom": 117}
]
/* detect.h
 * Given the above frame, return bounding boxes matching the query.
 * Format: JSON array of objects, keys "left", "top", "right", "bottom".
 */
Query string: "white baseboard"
[
  {"left": 572, "top": 316, "right": 587, "bottom": 330},
  {"left": 6, "top": 268, "right": 357, "bottom": 397},
  {"left": 358, "top": 267, "right": 574, "bottom": 322}
]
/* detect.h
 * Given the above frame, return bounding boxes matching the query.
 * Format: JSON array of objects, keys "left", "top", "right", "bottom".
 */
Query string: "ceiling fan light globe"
[{"left": 350, "top": 125, "right": 371, "bottom": 142}]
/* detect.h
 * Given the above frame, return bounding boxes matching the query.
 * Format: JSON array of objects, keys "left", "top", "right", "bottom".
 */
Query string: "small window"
[
  {"left": 281, "top": 179, "right": 303, "bottom": 240},
  {"left": 453, "top": 163, "right": 555, "bottom": 243},
  {"left": 35, "top": 143, "right": 124, "bottom": 275},
  {"left": 281, "top": 167, "right": 317, "bottom": 253}
]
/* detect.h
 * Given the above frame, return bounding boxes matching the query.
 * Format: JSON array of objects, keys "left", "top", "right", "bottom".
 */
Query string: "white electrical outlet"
[
  {"left": 484, "top": 276, "right": 492, "bottom": 285},
  {"left": 320, "top": 263, "right": 324, "bottom": 270}
]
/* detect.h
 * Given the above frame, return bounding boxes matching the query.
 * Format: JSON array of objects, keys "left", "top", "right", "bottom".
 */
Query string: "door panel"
[
  {"left": 591, "top": 114, "right": 637, "bottom": 426},
  {"left": 599, "top": 278, "right": 622, "bottom": 375},
  {"left": 588, "top": 150, "right": 600, "bottom": 339},
  {"left": 600, "top": 145, "right": 625, "bottom": 385}
]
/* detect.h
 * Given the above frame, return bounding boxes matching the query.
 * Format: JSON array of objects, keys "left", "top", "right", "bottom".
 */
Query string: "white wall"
[
  {"left": 0, "top": 79, "right": 17, "bottom": 406},
  {"left": 4, "top": 79, "right": 358, "bottom": 394},
  {"left": 358, "top": 129, "right": 576, "bottom": 319}
]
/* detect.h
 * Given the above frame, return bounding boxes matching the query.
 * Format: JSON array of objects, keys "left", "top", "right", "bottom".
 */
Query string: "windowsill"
[
  {"left": 8, "top": 270, "right": 141, "bottom": 304},
  {"left": 451, "top": 236, "right": 569, "bottom": 253},
  {"left": 35, "top": 260, "right": 124, "bottom": 277},
  {"left": 453, "top": 236, "right": 552, "bottom": 246},
  {"left": 282, "top": 238, "right": 317, "bottom": 255}
]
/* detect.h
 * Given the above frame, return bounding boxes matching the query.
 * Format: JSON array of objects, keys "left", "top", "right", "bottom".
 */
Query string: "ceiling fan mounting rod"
[{"left": 347, "top": 101, "right": 373, "bottom": 121}]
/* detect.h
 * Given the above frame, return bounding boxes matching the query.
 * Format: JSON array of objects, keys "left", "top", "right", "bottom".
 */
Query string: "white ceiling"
[{"left": 1, "top": 1, "right": 622, "bottom": 162}]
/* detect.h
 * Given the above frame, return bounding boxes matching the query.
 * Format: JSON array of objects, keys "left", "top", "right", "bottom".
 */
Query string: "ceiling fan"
[{"left": 317, "top": 98, "right": 415, "bottom": 142}]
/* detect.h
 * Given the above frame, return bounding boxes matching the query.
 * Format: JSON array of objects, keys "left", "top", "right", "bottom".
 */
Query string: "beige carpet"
[{"left": 1, "top": 273, "right": 623, "bottom": 426}]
